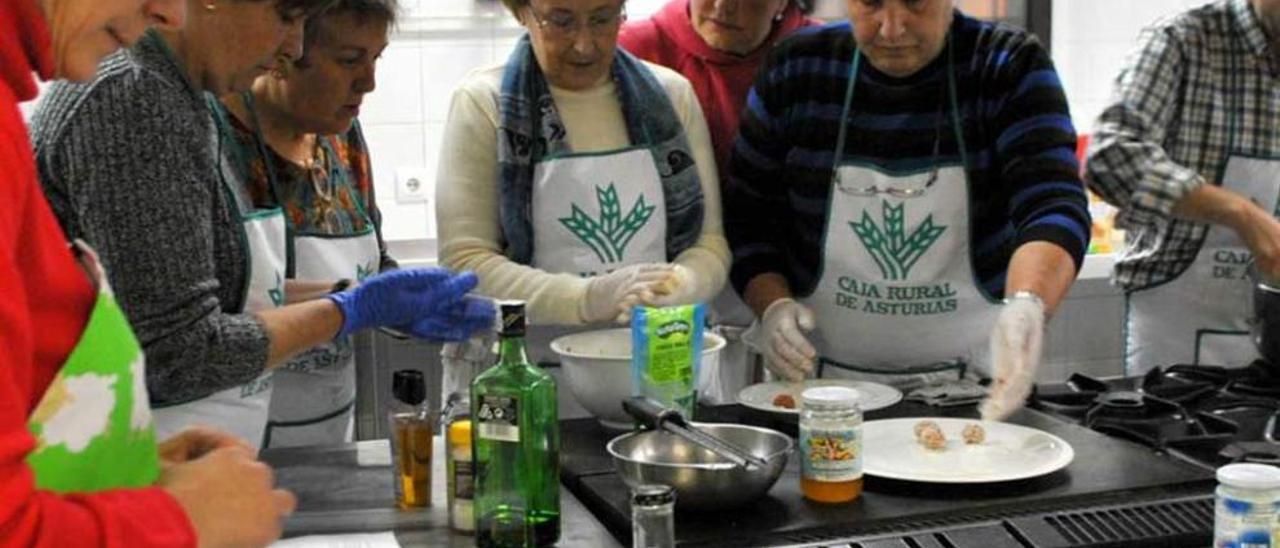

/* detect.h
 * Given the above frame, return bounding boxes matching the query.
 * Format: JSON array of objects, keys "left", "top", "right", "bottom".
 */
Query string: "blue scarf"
[{"left": 496, "top": 34, "right": 704, "bottom": 265}]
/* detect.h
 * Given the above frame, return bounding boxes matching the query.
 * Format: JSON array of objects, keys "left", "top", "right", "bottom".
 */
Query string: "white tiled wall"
[
  {"left": 1051, "top": 0, "right": 1208, "bottom": 132},
  {"left": 358, "top": 1, "right": 671, "bottom": 243}
]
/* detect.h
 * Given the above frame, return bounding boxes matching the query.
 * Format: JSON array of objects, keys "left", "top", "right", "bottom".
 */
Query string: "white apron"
[
  {"left": 152, "top": 105, "right": 286, "bottom": 449},
  {"left": 802, "top": 44, "right": 1001, "bottom": 391},
  {"left": 264, "top": 228, "right": 379, "bottom": 447},
  {"left": 1124, "top": 44, "right": 1280, "bottom": 376},
  {"left": 1125, "top": 156, "right": 1280, "bottom": 374},
  {"left": 224, "top": 95, "right": 386, "bottom": 448},
  {"left": 530, "top": 146, "right": 667, "bottom": 419}
]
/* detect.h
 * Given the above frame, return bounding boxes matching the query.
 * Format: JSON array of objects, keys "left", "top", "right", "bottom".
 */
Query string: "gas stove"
[
  {"left": 1031, "top": 361, "right": 1280, "bottom": 470},
  {"left": 560, "top": 401, "right": 1218, "bottom": 547}
]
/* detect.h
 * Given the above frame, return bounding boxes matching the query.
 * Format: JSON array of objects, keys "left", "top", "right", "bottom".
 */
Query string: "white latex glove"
[
  {"left": 979, "top": 294, "right": 1045, "bottom": 421},
  {"left": 742, "top": 298, "right": 816, "bottom": 381},
  {"left": 614, "top": 264, "right": 700, "bottom": 323},
  {"left": 580, "top": 263, "right": 674, "bottom": 323}
]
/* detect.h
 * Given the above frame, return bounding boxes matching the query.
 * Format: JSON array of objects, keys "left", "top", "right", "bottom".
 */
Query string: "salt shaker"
[{"left": 631, "top": 484, "right": 675, "bottom": 548}]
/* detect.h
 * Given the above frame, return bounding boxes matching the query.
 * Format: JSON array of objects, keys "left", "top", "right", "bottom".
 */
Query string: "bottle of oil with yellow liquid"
[{"left": 388, "top": 369, "right": 433, "bottom": 508}]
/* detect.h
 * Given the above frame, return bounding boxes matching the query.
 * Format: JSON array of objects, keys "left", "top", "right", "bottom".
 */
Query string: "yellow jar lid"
[{"left": 448, "top": 419, "right": 472, "bottom": 445}]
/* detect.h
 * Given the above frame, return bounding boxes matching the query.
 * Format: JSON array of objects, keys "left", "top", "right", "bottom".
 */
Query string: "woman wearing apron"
[
  {"left": 619, "top": 0, "right": 820, "bottom": 403},
  {"left": 3, "top": 0, "right": 294, "bottom": 545},
  {"left": 216, "top": 0, "right": 400, "bottom": 448},
  {"left": 1086, "top": 0, "right": 1280, "bottom": 376},
  {"left": 436, "top": 0, "right": 730, "bottom": 418},
  {"left": 724, "top": 0, "right": 1091, "bottom": 420},
  {"left": 31, "top": 0, "right": 494, "bottom": 451}
]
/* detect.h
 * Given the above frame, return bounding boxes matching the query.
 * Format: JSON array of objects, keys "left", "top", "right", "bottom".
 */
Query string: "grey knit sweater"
[{"left": 30, "top": 31, "right": 270, "bottom": 405}]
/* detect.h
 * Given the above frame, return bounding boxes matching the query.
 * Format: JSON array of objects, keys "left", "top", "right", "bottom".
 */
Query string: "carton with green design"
[{"left": 630, "top": 304, "right": 707, "bottom": 418}]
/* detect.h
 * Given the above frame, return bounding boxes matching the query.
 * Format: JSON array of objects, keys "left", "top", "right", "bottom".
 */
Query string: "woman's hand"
[
  {"left": 328, "top": 268, "right": 493, "bottom": 340},
  {"left": 158, "top": 426, "right": 253, "bottom": 467},
  {"left": 159, "top": 446, "right": 296, "bottom": 548},
  {"left": 580, "top": 264, "right": 674, "bottom": 323}
]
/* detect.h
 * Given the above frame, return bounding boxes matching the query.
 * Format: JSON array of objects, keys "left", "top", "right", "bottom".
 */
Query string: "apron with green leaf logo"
[
  {"left": 529, "top": 146, "right": 669, "bottom": 420},
  {"left": 803, "top": 39, "right": 1001, "bottom": 390},
  {"left": 531, "top": 147, "right": 667, "bottom": 276},
  {"left": 27, "top": 241, "right": 160, "bottom": 492},
  {"left": 230, "top": 93, "right": 379, "bottom": 448},
  {"left": 150, "top": 96, "right": 287, "bottom": 450},
  {"left": 1124, "top": 30, "right": 1280, "bottom": 375}
]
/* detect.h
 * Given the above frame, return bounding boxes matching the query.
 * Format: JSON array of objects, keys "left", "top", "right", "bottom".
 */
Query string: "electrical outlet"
[{"left": 395, "top": 167, "right": 430, "bottom": 204}]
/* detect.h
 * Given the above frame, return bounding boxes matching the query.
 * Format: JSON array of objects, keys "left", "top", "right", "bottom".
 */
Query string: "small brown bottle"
[{"left": 388, "top": 369, "right": 433, "bottom": 508}]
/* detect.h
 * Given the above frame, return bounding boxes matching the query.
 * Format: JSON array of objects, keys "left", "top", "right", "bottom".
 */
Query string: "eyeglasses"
[
  {"left": 836, "top": 167, "right": 939, "bottom": 198},
  {"left": 525, "top": 2, "right": 628, "bottom": 39},
  {"left": 834, "top": 103, "right": 945, "bottom": 199}
]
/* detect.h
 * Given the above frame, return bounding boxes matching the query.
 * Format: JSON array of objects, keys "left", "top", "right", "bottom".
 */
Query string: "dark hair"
[
  {"left": 294, "top": 0, "right": 400, "bottom": 67},
  {"left": 271, "top": 0, "right": 339, "bottom": 21}
]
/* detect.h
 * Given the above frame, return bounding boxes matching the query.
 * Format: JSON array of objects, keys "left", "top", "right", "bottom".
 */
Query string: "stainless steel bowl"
[{"left": 606, "top": 423, "right": 792, "bottom": 510}]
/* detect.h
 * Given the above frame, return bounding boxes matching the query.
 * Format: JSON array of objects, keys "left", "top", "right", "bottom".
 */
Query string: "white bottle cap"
[
  {"left": 1217, "top": 463, "right": 1280, "bottom": 490},
  {"left": 801, "top": 386, "right": 861, "bottom": 408}
]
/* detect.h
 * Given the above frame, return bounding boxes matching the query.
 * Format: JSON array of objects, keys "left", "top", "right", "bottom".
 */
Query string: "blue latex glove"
[
  {"left": 328, "top": 268, "right": 484, "bottom": 338},
  {"left": 392, "top": 295, "right": 496, "bottom": 342}
]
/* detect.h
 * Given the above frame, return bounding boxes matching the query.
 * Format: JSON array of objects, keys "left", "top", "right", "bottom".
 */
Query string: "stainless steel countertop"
[{"left": 262, "top": 439, "right": 622, "bottom": 547}]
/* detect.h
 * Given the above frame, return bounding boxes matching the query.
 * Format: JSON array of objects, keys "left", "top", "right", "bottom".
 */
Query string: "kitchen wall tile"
[
  {"left": 362, "top": 43, "right": 424, "bottom": 126},
  {"left": 422, "top": 121, "right": 445, "bottom": 240},
  {"left": 361, "top": 123, "right": 431, "bottom": 241},
  {"left": 422, "top": 39, "right": 493, "bottom": 123}
]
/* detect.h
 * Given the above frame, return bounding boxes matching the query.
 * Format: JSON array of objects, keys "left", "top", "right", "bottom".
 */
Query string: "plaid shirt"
[{"left": 1085, "top": 0, "right": 1280, "bottom": 290}]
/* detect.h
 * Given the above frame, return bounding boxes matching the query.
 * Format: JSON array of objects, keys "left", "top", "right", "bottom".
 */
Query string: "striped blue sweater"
[{"left": 725, "top": 13, "right": 1090, "bottom": 299}]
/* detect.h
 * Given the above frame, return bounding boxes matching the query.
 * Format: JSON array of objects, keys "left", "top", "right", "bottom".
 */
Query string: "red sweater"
[
  {"left": 0, "top": 3, "right": 195, "bottom": 546},
  {"left": 618, "top": 0, "right": 818, "bottom": 176}
]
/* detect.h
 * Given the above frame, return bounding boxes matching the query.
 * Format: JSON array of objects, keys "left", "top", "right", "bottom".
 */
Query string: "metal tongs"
[{"left": 622, "top": 396, "right": 769, "bottom": 469}]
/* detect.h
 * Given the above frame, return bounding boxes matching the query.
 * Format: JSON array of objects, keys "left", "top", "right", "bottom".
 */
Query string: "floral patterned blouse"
[{"left": 225, "top": 109, "right": 397, "bottom": 274}]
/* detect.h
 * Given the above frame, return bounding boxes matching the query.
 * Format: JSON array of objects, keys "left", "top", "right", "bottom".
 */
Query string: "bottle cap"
[
  {"left": 392, "top": 369, "right": 427, "bottom": 406},
  {"left": 801, "top": 386, "right": 861, "bottom": 409},
  {"left": 448, "top": 419, "right": 472, "bottom": 445},
  {"left": 1218, "top": 463, "right": 1280, "bottom": 490},
  {"left": 498, "top": 300, "right": 526, "bottom": 336},
  {"left": 631, "top": 484, "right": 675, "bottom": 507}
]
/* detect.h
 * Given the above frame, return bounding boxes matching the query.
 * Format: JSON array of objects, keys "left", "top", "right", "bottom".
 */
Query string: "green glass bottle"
[{"left": 471, "top": 301, "right": 560, "bottom": 547}]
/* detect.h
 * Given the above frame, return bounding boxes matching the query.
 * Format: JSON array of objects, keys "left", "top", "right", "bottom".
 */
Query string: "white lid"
[
  {"left": 801, "top": 386, "right": 861, "bottom": 407},
  {"left": 1217, "top": 463, "right": 1280, "bottom": 490}
]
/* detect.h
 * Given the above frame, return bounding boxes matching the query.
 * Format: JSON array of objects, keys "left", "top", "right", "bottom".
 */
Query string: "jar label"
[
  {"left": 800, "top": 425, "right": 862, "bottom": 482},
  {"left": 1214, "top": 494, "right": 1279, "bottom": 548},
  {"left": 453, "top": 460, "right": 475, "bottom": 500},
  {"left": 477, "top": 395, "right": 519, "bottom": 442}
]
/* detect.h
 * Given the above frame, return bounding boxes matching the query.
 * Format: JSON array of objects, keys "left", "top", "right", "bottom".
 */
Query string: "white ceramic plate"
[
  {"left": 862, "top": 418, "right": 1075, "bottom": 483},
  {"left": 736, "top": 379, "right": 903, "bottom": 415}
]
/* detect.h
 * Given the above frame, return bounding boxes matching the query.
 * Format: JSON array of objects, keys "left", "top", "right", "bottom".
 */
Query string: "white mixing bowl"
[{"left": 550, "top": 328, "right": 726, "bottom": 429}]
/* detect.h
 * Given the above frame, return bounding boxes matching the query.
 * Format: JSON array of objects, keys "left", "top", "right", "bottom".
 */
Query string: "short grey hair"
[{"left": 295, "top": 0, "right": 400, "bottom": 67}]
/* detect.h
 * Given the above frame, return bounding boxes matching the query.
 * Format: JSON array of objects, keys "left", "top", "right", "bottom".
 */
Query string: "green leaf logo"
[
  {"left": 558, "top": 184, "right": 656, "bottom": 263},
  {"left": 268, "top": 272, "right": 285, "bottom": 307},
  {"left": 356, "top": 262, "right": 374, "bottom": 282},
  {"left": 849, "top": 201, "right": 947, "bottom": 280}
]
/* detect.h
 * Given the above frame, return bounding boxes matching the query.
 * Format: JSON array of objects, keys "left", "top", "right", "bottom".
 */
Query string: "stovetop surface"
[
  {"left": 560, "top": 401, "right": 1214, "bottom": 547},
  {"left": 1031, "top": 361, "right": 1280, "bottom": 469}
]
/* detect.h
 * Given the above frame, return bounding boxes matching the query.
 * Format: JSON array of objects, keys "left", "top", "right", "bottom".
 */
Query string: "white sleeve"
[
  {"left": 434, "top": 72, "right": 593, "bottom": 326},
  {"left": 659, "top": 67, "right": 730, "bottom": 303}
]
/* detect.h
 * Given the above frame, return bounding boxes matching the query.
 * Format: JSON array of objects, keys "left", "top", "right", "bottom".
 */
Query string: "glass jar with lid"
[
  {"left": 799, "top": 386, "right": 863, "bottom": 503},
  {"left": 1214, "top": 463, "right": 1280, "bottom": 548}
]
